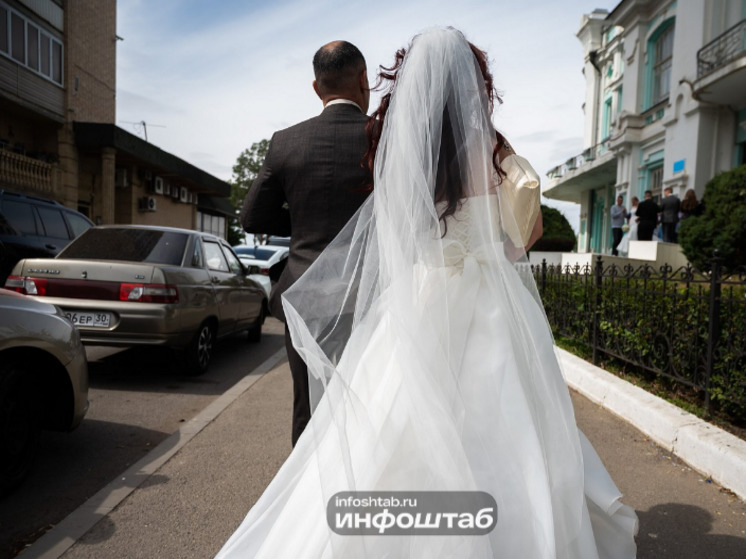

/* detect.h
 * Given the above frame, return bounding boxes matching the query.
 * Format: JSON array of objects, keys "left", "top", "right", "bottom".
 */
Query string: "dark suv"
[{"left": 0, "top": 190, "right": 93, "bottom": 284}]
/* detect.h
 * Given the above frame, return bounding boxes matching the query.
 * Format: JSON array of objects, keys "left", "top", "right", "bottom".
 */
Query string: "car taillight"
[
  {"left": 260, "top": 268, "right": 270, "bottom": 276},
  {"left": 119, "top": 283, "right": 179, "bottom": 303},
  {"left": 4, "top": 275, "right": 48, "bottom": 296}
]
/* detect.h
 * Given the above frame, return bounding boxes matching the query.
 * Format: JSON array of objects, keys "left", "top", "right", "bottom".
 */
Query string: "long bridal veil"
[{"left": 217, "top": 27, "right": 636, "bottom": 559}]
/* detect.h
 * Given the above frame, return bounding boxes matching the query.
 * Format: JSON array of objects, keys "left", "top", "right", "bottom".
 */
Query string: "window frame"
[
  {"left": 645, "top": 18, "right": 675, "bottom": 110},
  {"left": 0, "top": 1, "right": 64, "bottom": 86}
]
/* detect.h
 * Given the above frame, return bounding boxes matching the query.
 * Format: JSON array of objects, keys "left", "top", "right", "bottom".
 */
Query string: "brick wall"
[{"left": 65, "top": 0, "right": 116, "bottom": 124}]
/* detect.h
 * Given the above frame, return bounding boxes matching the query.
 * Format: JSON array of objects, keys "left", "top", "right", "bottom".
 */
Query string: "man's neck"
[{"left": 324, "top": 98, "right": 363, "bottom": 112}]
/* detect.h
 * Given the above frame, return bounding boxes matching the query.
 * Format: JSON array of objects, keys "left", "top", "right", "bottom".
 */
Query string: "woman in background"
[{"left": 617, "top": 196, "right": 639, "bottom": 255}]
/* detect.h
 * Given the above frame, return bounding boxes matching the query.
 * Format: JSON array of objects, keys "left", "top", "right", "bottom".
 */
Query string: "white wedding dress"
[
  {"left": 617, "top": 207, "right": 638, "bottom": 255},
  {"left": 216, "top": 28, "right": 637, "bottom": 559}
]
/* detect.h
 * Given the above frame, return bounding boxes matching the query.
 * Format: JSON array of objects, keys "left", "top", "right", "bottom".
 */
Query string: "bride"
[{"left": 216, "top": 27, "right": 638, "bottom": 558}]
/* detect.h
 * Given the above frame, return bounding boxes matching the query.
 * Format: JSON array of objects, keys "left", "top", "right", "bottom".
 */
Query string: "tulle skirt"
[{"left": 215, "top": 253, "right": 638, "bottom": 558}]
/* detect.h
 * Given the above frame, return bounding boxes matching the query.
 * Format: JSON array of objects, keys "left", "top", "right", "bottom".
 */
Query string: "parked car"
[
  {"left": 266, "top": 235, "right": 291, "bottom": 248},
  {"left": 233, "top": 245, "right": 289, "bottom": 283},
  {"left": 240, "top": 263, "right": 271, "bottom": 300},
  {"left": 4, "top": 226, "right": 267, "bottom": 375},
  {"left": 0, "top": 189, "right": 94, "bottom": 285},
  {"left": 0, "top": 289, "right": 89, "bottom": 496}
]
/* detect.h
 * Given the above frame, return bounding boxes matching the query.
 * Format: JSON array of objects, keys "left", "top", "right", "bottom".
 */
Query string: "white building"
[{"left": 544, "top": 0, "right": 746, "bottom": 254}]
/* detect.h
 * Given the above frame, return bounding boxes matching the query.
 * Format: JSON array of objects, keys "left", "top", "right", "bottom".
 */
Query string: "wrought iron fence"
[
  {"left": 697, "top": 18, "right": 746, "bottom": 78},
  {"left": 533, "top": 254, "right": 746, "bottom": 416}
]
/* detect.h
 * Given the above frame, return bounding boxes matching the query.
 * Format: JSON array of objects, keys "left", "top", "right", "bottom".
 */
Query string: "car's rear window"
[
  {"left": 59, "top": 229, "right": 189, "bottom": 265},
  {"left": 249, "top": 248, "right": 277, "bottom": 260}
]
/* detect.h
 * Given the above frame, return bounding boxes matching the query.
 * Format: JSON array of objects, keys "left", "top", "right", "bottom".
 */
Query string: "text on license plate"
[{"left": 65, "top": 311, "right": 111, "bottom": 328}]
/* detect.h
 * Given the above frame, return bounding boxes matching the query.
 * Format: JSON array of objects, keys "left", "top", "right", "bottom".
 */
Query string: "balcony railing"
[
  {"left": 0, "top": 147, "right": 59, "bottom": 194},
  {"left": 546, "top": 139, "right": 610, "bottom": 180},
  {"left": 697, "top": 19, "right": 746, "bottom": 78}
]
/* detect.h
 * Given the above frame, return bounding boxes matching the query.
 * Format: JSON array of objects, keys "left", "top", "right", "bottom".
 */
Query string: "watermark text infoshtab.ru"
[{"left": 327, "top": 491, "right": 497, "bottom": 536}]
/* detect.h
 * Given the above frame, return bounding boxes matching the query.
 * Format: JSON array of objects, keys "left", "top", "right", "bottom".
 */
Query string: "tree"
[
  {"left": 227, "top": 139, "right": 270, "bottom": 245},
  {"left": 531, "top": 205, "right": 576, "bottom": 252},
  {"left": 679, "top": 164, "right": 746, "bottom": 272}
]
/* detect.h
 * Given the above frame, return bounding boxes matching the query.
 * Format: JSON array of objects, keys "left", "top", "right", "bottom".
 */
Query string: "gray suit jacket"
[
  {"left": 660, "top": 194, "right": 680, "bottom": 224},
  {"left": 240, "top": 103, "right": 371, "bottom": 321}
]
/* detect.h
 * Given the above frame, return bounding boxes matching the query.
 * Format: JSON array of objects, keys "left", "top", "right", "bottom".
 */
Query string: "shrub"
[
  {"left": 679, "top": 164, "right": 746, "bottom": 272},
  {"left": 532, "top": 205, "right": 576, "bottom": 252}
]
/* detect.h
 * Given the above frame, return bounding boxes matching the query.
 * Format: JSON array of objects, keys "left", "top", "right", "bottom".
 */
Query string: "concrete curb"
[
  {"left": 20, "top": 348, "right": 287, "bottom": 559},
  {"left": 557, "top": 347, "right": 746, "bottom": 501}
]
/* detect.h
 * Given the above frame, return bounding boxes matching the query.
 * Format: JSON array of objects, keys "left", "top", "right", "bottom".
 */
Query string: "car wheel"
[
  {"left": 182, "top": 322, "right": 215, "bottom": 375},
  {"left": 0, "top": 363, "right": 41, "bottom": 496},
  {"left": 247, "top": 305, "right": 264, "bottom": 343}
]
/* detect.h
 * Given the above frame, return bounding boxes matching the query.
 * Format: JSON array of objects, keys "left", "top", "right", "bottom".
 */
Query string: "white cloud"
[{"left": 116, "top": 0, "right": 619, "bottom": 230}]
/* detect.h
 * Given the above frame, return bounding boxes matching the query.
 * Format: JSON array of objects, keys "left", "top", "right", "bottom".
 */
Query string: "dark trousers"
[
  {"left": 611, "top": 227, "right": 623, "bottom": 256},
  {"left": 285, "top": 326, "right": 310, "bottom": 447},
  {"left": 638, "top": 220, "right": 656, "bottom": 241},
  {"left": 662, "top": 222, "right": 677, "bottom": 243}
]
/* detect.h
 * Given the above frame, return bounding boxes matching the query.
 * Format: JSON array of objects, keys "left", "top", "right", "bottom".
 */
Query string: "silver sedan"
[
  {"left": 4, "top": 226, "right": 267, "bottom": 375},
  {"left": 0, "top": 289, "right": 89, "bottom": 496}
]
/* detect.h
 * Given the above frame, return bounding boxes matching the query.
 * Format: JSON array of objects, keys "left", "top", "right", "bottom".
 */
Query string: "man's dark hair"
[{"left": 313, "top": 41, "right": 365, "bottom": 93}]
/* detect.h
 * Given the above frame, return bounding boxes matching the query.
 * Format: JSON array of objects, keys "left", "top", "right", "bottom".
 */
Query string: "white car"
[{"left": 233, "top": 245, "right": 289, "bottom": 301}]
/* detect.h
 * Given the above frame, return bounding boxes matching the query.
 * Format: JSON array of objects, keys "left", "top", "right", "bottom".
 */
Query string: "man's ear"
[
  {"left": 313, "top": 80, "right": 323, "bottom": 101},
  {"left": 359, "top": 70, "right": 369, "bottom": 92}
]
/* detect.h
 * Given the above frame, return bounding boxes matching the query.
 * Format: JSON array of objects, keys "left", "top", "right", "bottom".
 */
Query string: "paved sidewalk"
[{"left": 20, "top": 351, "right": 746, "bottom": 559}]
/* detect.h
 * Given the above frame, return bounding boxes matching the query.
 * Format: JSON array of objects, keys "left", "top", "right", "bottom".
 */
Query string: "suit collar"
[{"left": 322, "top": 100, "right": 364, "bottom": 113}]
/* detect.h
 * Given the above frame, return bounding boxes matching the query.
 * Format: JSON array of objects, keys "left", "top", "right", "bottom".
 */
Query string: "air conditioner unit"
[
  {"left": 154, "top": 177, "right": 164, "bottom": 194},
  {"left": 172, "top": 184, "right": 180, "bottom": 199},
  {"left": 180, "top": 186, "right": 188, "bottom": 203},
  {"left": 115, "top": 168, "right": 129, "bottom": 188},
  {"left": 192, "top": 193, "right": 198, "bottom": 205},
  {"left": 164, "top": 181, "right": 171, "bottom": 196},
  {"left": 137, "top": 196, "right": 157, "bottom": 212}
]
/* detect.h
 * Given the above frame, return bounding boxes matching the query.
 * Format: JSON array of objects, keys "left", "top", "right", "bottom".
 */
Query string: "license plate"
[{"left": 65, "top": 311, "right": 111, "bottom": 328}]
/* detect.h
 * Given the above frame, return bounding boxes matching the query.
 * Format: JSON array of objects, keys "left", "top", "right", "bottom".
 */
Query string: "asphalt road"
[
  {"left": 52, "top": 355, "right": 746, "bottom": 558},
  {"left": 5, "top": 315, "right": 746, "bottom": 558},
  {"left": 0, "top": 318, "right": 286, "bottom": 559}
]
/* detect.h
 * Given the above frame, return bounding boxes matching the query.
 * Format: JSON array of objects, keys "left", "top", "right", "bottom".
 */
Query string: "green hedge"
[
  {"left": 679, "top": 164, "right": 746, "bottom": 272},
  {"left": 538, "top": 269, "right": 746, "bottom": 423}
]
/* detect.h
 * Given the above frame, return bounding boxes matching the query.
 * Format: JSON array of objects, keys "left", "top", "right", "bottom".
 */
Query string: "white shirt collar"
[{"left": 325, "top": 99, "right": 363, "bottom": 112}]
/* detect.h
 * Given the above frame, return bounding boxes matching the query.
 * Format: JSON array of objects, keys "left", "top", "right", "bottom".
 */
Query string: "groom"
[{"left": 240, "top": 41, "right": 371, "bottom": 446}]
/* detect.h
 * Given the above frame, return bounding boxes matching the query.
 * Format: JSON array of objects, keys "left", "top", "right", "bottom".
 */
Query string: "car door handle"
[
  {"left": 45, "top": 244, "right": 57, "bottom": 250},
  {"left": 211, "top": 276, "right": 221, "bottom": 284}
]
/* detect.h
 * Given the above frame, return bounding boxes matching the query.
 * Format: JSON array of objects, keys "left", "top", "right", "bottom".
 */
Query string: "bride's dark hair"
[{"left": 363, "top": 35, "right": 508, "bottom": 227}]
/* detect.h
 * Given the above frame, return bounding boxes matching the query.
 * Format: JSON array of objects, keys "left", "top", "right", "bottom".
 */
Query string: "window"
[
  {"left": 0, "top": 2, "right": 63, "bottom": 85},
  {"left": 61, "top": 229, "right": 189, "bottom": 265},
  {"left": 2, "top": 201, "right": 37, "bottom": 235},
  {"left": 616, "top": 87, "right": 623, "bottom": 114},
  {"left": 652, "top": 24, "right": 674, "bottom": 105},
  {"left": 10, "top": 11, "right": 23, "bottom": 62},
  {"left": 37, "top": 207, "right": 68, "bottom": 239},
  {"left": 203, "top": 241, "right": 229, "bottom": 272},
  {"left": 648, "top": 165, "right": 664, "bottom": 193},
  {"left": 221, "top": 245, "right": 243, "bottom": 274},
  {"left": 0, "top": 6, "right": 7, "bottom": 53},
  {"left": 27, "top": 23, "right": 37, "bottom": 70},
  {"left": 602, "top": 97, "right": 613, "bottom": 140},
  {"left": 66, "top": 213, "right": 93, "bottom": 237},
  {"left": 197, "top": 211, "right": 226, "bottom": 239},
  {"left": 191, "top": 240, "right": 204, "bottom": 268}
]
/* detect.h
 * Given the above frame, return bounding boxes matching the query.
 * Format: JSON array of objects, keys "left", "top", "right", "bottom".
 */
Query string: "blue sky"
[{"left": 116, "top": 0, "right": 621, "bottom": 230}]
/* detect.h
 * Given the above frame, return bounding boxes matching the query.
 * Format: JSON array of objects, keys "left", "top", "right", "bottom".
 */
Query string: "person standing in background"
[
  {"left": 636, "top": 190, "right": 660, "bottom": 241},
  {"left": 610, "top": 195, "right": 626, "bottom": 256},
  {"left": 660, "top": 186, "right": 681, "bottom": 243}
]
